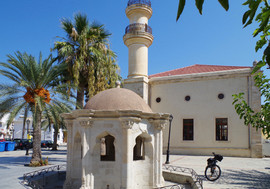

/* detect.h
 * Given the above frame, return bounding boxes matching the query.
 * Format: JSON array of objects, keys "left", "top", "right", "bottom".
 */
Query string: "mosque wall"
[{"left": 149, "top": 71, "right": 262, "bottom": 157}]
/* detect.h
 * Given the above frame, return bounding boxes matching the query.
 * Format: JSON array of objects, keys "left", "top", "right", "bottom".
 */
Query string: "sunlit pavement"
[
  {"left": 166, "top": 154, "right": 270, "bottom": 189},
  {"left": 0, "top": 145, "right": 67, "bottom": 189},
  {"left": 0, "top": 146, "right": 270, "bottom": 189}
]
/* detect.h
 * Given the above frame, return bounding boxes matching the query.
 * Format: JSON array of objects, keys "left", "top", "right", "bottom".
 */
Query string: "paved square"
[
  {"left": 167, "top": 154, "right": 270, "bottom": 189},
  {"left": 0, "top": 146, "right": 269, "bottom": 188}
]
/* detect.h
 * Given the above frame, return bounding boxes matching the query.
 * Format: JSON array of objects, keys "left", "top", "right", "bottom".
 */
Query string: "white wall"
[
  {"left": 13, "top": 116, "right": 64, "bottom": 143},
  {"left": 149, "top": 72, "right": 259, "bottom": 157},
  {"left": 0, "top": 114, "right": 10, "bottom": 139},
  {"left": 263, "top": 139, "right": 270, "bottom": 156}
]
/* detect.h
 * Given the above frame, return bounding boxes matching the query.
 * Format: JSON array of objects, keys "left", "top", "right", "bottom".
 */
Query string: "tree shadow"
[
  {"left": 200, "top": 169, "right": 270, "bottom": 188},
  {"left": 41, "top": 149, "right": 67, "bottom": 156},
  {"left": 0, "top": 156, "right": 31, "bottom": 165},
  {"left": 0, "top": 149, "right": 67, "bottom": 166}
]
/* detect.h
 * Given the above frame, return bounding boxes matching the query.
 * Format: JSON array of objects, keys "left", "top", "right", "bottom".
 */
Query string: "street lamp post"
[
  {"left": 26, "top": 119, "right": 30, "bottom": 139},
  {"left": 165, "top": 114, "right": 173, "bottom": 164},
  {"left": 11, "top": 122, "right": 15, "bottom": 140}
]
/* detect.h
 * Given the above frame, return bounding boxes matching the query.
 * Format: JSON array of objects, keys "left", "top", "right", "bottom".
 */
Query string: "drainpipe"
[{"left": 247, "top": 76, "right": 251, "bottom": 149}]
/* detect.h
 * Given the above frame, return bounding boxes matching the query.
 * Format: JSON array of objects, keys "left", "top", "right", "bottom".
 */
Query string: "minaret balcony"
[
  {"left": 127, "top": 0, "right": 151, "bottom": 7},
  {"left": 125, "top": 23, "right": 152, "bottom": 35},
  {"left": 126, "top": 0, "right": 152, "bottom": 19},
  {"left": 123, "top": 23, "right": 153, "bottom": 47}
]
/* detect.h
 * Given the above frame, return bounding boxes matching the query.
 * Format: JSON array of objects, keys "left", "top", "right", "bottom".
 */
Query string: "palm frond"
[
  {"left": 61, "top": 18, "right": 73, "bottom": 35},
  {"left": 74, "top": 13, "right": 89, "bottom": 35},
  {"left": 0, "top": 83, "right": 24, "bottom": 98},
  {"left": 0, "top": 98, "right": 25, "bottom": 119},
  {"left": 6, "top": 101, "right": 28, "bottom": 127}
]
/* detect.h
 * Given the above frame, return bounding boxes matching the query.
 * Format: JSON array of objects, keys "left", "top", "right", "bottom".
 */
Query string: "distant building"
[
  {"left": 0, "top": 114, "right": 13, "bottom": 140},
  {"left": 13, "top": 115, "right": 65, "bottom": 144}
]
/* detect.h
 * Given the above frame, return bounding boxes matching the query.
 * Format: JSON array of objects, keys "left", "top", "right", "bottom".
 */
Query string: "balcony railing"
[
  {"left": 127, "top": 0, "right": 151, "bottom": 7},
  {"left": 125, "top": 23, "right": 152, "bottom": 35}
]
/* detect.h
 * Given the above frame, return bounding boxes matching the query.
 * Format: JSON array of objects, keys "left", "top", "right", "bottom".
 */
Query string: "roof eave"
[{"left": 149, "top": 68, "right": 252, "bottom": 83}]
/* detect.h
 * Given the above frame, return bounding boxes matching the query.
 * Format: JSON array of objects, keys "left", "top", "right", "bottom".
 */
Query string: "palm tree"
[
  {"left": 0, "top": 51, "right": 72, "bottom": 165},
  {"left": 54, "top": 13, "right": 121, "bottom": 108},
  {"left": 42, "top": 102, "right": 72, "bottom": 151}
]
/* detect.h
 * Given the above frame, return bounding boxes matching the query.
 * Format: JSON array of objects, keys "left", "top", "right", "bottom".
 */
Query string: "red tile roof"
[{"left": 149, "top": 64, "right": 251, "bottom": 78}]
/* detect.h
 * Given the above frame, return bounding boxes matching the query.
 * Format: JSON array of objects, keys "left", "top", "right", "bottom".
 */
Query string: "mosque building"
[
  {"left": 123, "top": 0, "right": 262, "bottom": 158},
  {"left": 62, "top": 0, "right": 262, "bottom": 188}
]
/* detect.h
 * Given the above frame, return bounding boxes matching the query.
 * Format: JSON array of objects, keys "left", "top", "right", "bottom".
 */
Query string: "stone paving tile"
[
  {"left": 0, "top": 146, "right": 67, "bottom": 189},
  {"left": 1, "top": 147, "right": 270, "bottom": 189},
  {"left": 166, "top": 155, "right": 270, "bottom": 189}
]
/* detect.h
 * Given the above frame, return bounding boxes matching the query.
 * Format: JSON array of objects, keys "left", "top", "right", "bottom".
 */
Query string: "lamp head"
[{"left": 169, "top": 114, "right": 173, "bottom": 121}]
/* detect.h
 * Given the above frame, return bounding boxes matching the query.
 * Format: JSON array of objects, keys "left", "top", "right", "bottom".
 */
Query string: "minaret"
[{"left": 123, "top": 0, "right": 154, "bottom": 103}]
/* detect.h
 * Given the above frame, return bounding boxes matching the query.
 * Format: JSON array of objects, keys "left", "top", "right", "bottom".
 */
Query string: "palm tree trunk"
[
  {"left": 22, "top": 122, "right": 26, "bottom": 139},
  {"left": 30, "top": 110, "right": 42, "bottom": 164},
  {"left": 52, "top": 128, "right": 58, "bottom": 151},
  {"left": 76, "top": 83, "right": 85, "bottom": 109}
]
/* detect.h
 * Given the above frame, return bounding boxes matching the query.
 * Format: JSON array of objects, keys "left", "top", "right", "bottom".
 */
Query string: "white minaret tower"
[{"left": 123, "top": 0, "right": 154, "bottom": 103}]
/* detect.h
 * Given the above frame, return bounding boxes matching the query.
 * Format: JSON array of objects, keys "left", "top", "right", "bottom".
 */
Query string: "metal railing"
[
  {"left": 127, "top": 0, "right": 151, "bottom": 7},
  {"left": 154, "top": 184, "right": 185, "bottom": 189},
  {"left": 21, "top": 164, "right": 66, "bottom": 189},
  {"left": 20, "top": 164, "right": 202, "bottom": 189},
  {"left": 163, "top": 165, "right": 203, "bottom": 189},
  {"left": 125, "top": 23, "right": 152, "bottom": 35}
]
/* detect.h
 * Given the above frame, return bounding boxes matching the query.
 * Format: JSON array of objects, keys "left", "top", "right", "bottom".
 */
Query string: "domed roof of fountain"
[{"left": 84, "top": 88, "right": 152, "bottom": 113}]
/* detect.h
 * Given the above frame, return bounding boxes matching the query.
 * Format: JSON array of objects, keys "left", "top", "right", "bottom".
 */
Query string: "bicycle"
[{"left": 204, "top": 152, "right": 223, "bottom": 181}]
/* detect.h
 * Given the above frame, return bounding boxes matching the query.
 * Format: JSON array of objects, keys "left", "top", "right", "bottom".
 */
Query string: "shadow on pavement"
[
  {"left": 204, "top": 169, "right": 270, "bottom": 188},
  {"left": 0, "top": 156, "right": 31, "bottom": 165},
  {"left": 41, "top": 149, "right": 67, "bottom": 156}
]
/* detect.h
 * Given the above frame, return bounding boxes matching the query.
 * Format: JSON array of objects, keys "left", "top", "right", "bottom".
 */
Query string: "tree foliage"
[
  {"left": 177, "top": 0, "right": 270, "bottom": 70},
  {"left": 176, "top": 0, "right": 270, "bottom": 138},
  {"left": 0, "top": 51, "right": 73, "bottom": 164},
  {"left": 233, "top": 72, "right": 270, "bottom": 138},
  {"left": 176, "top": 0, "right": 229, "bottom": 21},
  {"left": 42, "top": 101, "right": 73, "bottom": 150},
  {"left": 54, "top": 13, "right": 121, "bottom": 108}
]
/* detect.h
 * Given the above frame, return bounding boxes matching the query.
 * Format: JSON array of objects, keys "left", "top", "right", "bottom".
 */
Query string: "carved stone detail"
[
  {"left": 149, "top": 119, "right": 168, "bottom": 130},
  {"left": 120, "top": 118, "right": 141, "bottom": 129},
  {"left": 121, "top": 120, "right": 134, "bottom": 129},
  {"left": 64, "top": 121, "right": 73, "bottom": 128},
  {"left": 79, "top": 120, "right": 94, "bottom": 127},
  {"left": 158, "top": 120, "right": 168, "bottom": 130}
]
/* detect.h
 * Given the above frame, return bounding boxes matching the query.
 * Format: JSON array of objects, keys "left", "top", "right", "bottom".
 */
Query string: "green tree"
[
  {"left": 233, "top": 73, "right": 270, "bottom": 138},
  {"left": 42, "top": 103, "right": 72, "bottom": 151},
  {"left": 176, "top": 0, "right": 270, "bottom": 70},
  {"left": 54, "top": 13, "right": 121, "bottom": 108},
  {"left": 0, "top": 51, "right": 71, "bottom": 165},
  {"left": 176, "top": 0, "right": 229, "bottom": 21}
]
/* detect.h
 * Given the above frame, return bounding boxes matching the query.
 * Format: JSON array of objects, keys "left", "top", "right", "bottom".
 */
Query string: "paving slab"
[
  {"left": 1, "top": 146, "right": 270, "bottom": 189},
  {"left": 166, "top": 154, "right": 270, "bottom": 189},
  {"left": 0, "top": 146, "right": 67, "bottom": 189}
]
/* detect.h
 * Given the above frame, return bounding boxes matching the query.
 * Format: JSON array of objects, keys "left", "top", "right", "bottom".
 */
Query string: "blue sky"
[{"left": 0, "top": 0, "right": 269, "bottom": 79}]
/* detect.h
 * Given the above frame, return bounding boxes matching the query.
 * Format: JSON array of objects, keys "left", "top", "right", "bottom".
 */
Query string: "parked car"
[
  {"left": 41, "top": 140, "right": 54, "bottom": 148},
  {"left": 14, "top": 138, "right": 32, "bottom": 150}
]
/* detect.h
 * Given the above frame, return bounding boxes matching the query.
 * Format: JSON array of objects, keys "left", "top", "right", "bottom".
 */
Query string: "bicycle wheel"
[{"left": 205, "top": 165, "right": 221, "bottom": 181}]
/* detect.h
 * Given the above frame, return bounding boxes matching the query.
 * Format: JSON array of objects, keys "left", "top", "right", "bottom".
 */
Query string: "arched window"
[
  {"left": 133, "top": 136, "right": 145, "bottom": 160},
  {"left": 100, "top": 135, "right": 115, "bottom": 161}
]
